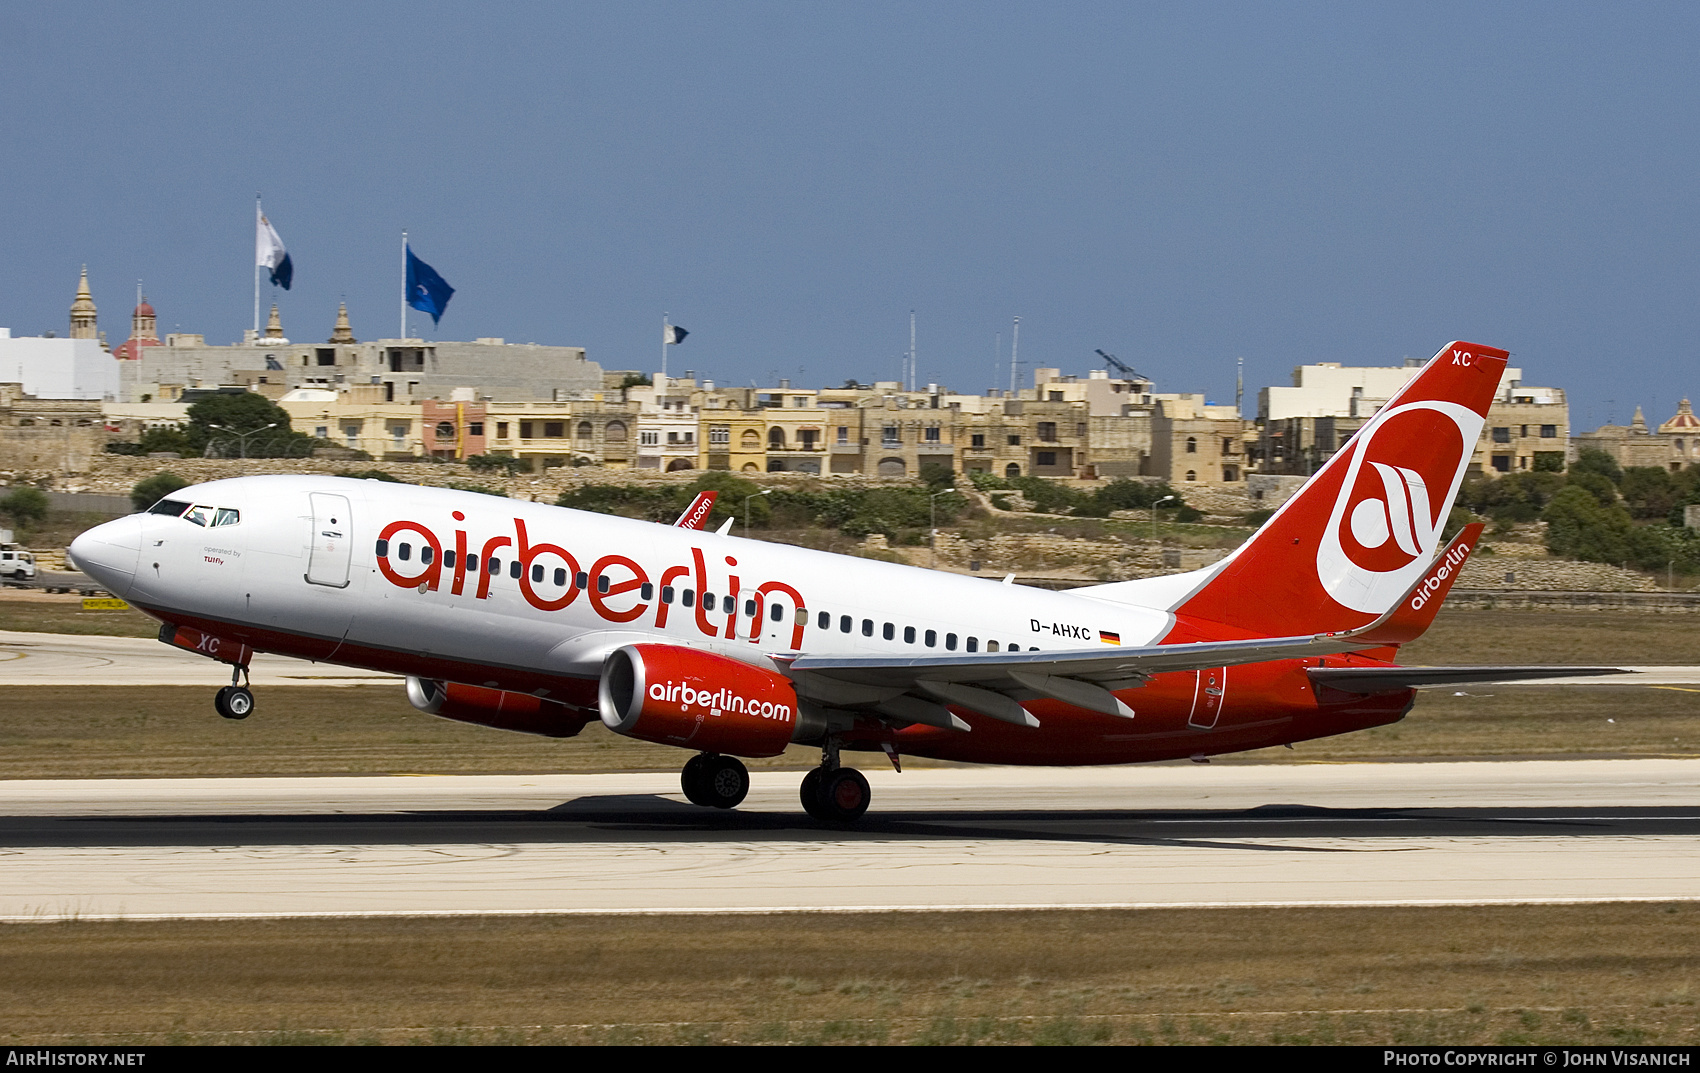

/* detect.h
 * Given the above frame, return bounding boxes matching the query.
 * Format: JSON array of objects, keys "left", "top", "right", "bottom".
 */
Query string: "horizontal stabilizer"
[{"left": 1308, "top": 666, "right": 1633, "bottom": 694}]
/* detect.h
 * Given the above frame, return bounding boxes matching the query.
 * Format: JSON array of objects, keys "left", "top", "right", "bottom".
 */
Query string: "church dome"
[{"left": 1659, "top": 399, "right": 1700, "bottom": 434}]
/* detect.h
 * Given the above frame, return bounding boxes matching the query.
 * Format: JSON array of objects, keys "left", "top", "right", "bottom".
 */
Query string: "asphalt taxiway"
[{"left": 1, "top": 760, "right": 1696, "bottom": 921}]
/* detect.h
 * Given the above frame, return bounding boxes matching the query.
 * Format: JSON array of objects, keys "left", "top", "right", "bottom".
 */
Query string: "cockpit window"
[
  {"left": 183, "top": 505, "right": 213, "bottom": 527},
  {"left": 149, "top": 499, "right": 191, "bottom": 517},
  {"left": 213, "top": 508, "right": 240, "bottom": 527}
]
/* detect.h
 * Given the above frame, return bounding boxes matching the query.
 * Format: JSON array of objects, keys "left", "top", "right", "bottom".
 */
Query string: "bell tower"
[
  {"left": 69, "top": 267, "right": 98, "bottom": 339},
  {"left": 329, "top": 302, "right": 356, "bottom": 344}
]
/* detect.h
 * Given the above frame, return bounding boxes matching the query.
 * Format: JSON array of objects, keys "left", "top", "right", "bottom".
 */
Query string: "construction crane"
[{"left": 1094, "top": 349, "right": 1141, "bottom": 381}]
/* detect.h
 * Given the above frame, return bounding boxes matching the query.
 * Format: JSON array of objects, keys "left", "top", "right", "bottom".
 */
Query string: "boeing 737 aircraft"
[{"left": 69, "top": 341, "right": 1621, "bottom": 820}]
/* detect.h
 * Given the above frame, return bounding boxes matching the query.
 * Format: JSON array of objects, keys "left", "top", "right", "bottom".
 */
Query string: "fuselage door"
[
  {"left": 1188, "top": 666, "right": 1227, "bottom": 729},
  {"left": 306, "top": 492, "right": 353, "bottom": 588}
]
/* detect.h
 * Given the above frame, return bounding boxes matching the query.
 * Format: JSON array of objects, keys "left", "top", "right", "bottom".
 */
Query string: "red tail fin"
[{"left": 1174, "top": 341, "right": 1507, "bottom": 637}]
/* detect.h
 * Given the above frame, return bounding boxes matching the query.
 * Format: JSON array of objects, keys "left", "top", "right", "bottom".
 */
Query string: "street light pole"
[
  {"left": 743, "top": 489, "right": 770, "bottom": 538},
  {"left": 1151, "top": 494, "right": 1177, "bottom": 544}
]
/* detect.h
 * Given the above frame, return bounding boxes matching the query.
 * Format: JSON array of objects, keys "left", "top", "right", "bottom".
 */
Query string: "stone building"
[
  {"left": 1149, "top": 397, "right": 1251, "bottom": 485},
  {"left": 1574, "top": 400, "right": 1700, "bottom": 472},
  {"left": 117, "top": 303, "right": 604, "bottom": 405},
  {"left": 0, "top": 383, "right": 113, "bottom": 471}
]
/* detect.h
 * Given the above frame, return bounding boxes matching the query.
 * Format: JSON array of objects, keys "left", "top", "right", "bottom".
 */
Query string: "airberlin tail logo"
[
  {"left": 1351, "top": 462, "right": 1432, "bottom": 561},
  {"left": 1315, "top": 400, "right": 1482, "bottom": 614}
]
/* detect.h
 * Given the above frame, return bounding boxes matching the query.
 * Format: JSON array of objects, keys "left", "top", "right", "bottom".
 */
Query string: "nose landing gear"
[{"left": 213, "top": 664, "right": 254, "bottom": 720}]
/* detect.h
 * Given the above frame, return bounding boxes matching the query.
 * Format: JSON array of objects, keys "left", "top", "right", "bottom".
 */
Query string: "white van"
[{"left": 0, "top": 548, "right": 36, "bottom": 580}]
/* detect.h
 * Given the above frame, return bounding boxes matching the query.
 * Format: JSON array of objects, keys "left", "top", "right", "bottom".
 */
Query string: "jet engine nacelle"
[
  {"left": 405, "top": 677, "right": 596, "bottom": 739},
  {"left": 598, "top": 643, "right": 821, "bottom": 757}
]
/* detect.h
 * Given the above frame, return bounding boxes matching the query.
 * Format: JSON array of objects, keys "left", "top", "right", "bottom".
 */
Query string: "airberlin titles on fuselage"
[{"left": 374, "top": 510, "right": 809, "bottom": 648}]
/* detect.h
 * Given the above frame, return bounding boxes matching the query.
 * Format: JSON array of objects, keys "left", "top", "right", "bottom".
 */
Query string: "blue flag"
[{"left": 405, "top": 245, "right": 455, "bottom": 325}]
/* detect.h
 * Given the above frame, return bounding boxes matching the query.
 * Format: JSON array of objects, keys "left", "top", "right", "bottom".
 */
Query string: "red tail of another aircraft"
[{"left": 1169, "top": 341, "right": 1508, "bottom": 639}]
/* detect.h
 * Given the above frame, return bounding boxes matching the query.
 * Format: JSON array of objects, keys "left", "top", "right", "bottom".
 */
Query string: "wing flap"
[{"left": 1308, "top": 666, "right": 1633, "bottom": 694}]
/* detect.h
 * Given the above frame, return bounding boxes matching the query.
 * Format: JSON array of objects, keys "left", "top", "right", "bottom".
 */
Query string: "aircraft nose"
[{"left": 69, "top": 515, "right": 143, "bottom": 597}]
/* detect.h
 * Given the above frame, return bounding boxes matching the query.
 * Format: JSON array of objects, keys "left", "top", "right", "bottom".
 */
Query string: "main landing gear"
[
  {"left": 681, "top": 752, "right": 750, "bottom": 809},
  {"left": 213, "top": 664, "right": 254, "bottom": 720},
  {"left": 800, "top": 735, "right": 871, "bottom": 823}
]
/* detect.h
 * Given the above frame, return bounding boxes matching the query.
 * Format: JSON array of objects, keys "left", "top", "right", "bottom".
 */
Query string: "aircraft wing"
[
  {"left": 787, "top": 631, "right": 1380, "bottom": 685},
  {"left": 783, "top": 631, "right": 1388, "bottom": 726}
]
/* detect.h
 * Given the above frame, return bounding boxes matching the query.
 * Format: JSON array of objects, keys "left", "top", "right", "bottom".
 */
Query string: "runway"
[
  {"left": 2, "top": 759, "right": 1697, "bottom": 921},
  {"left": 0, "top": 629, "right": 395, "bottom": 686}
]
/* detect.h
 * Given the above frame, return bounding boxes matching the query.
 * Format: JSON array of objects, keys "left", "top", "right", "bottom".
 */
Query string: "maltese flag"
[{"left": 256, "top": 208, "right": 293, "bottom": 290}]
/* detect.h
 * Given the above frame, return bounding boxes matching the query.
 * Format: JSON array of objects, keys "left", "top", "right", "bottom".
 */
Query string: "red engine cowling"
[
  {"left": 405, "top": 677, "right": 596, "bottom": 738},
  {"left": 598, "top": 643, "right": 815, "bottom": 757}
]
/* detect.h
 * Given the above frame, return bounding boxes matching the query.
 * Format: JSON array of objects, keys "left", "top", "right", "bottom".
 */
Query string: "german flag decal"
[{"left": 1100, "top": 630, "right": 1121, "bottom": 645}]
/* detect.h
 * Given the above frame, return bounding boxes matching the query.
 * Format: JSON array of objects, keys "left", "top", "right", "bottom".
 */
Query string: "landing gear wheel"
[
  {"left": 214, "top": 685, "right": 254, "bottom": 720},
  {"left": 681, "top": 753, "right": 748, "bottom": 809},
  {"left": 804, "top": 767, "right": 870, "bottom": 823},
  {"left": 681, "top": 753, "right": 713, "bottom": 806},
  {"left": 799, "top": 767, "right": 827, "bottom": 820}
]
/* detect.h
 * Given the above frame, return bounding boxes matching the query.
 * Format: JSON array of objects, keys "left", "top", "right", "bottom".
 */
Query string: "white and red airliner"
[{"left": 70, "top": 341, "right": 1619, "bottom": 820}]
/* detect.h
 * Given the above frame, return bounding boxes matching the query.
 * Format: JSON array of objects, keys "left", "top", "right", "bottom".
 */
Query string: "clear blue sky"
[{"left": 3, "top": 2, "right": 1696, "bottom": 429}]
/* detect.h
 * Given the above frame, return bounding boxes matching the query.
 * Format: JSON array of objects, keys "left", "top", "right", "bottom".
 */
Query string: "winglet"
[
  {"left": 673, "top": 491, "right": 718, "bottom": 530},
  {"left": 1341, "top": 522, "right": 1483, "bottom": 646}
]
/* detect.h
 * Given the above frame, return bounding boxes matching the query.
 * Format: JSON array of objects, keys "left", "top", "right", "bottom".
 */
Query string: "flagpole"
[
  {"left": 400, "top": 231, "right": 408, "bottom": 340},
  {"left": 661, "top": 313, "right": 669, "bottom": 382},
  {"left": 254, "top": 195, "right": 262, "bottom": 338}
]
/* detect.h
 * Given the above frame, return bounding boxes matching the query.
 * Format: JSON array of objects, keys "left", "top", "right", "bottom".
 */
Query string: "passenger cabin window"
[
  {"left": 883, "top": 623, "right": 894, "bottom": 640},
  {"left": 904, "top": 626, "right": 916, "bottom": 644},
  {"left": 946, "top": 633, "right": 958, "bottom": 650},
  {"left": 662, "top": 586, "right": 675, "bottom": 604},
  {"left": 466, "top": 555, "right": 478, "bottom": 573},
  {"left": 839, "top": 615, "right": 852, "bottom": 633},
  {"left": 861, "top": 619, "right": 874, "bottom": 637},
  {"left": 443, "top": 550, "right": 456, "bottom": 568},
  {"left": 966, "top": 637, "right": 978, "bottom": 652},
  {"left": 149, "top": 499, "right": 192, "bottom": 517},
  {"left": 375, "top": 539, "right": 389, "bottom": 557},
  {"left": 925, "top": 629, "right": 937, "bottom": 647},
  {"left": 420, "top": 546, "right": 434, "bottom": 565},
  {"left": 487, "top": 557, "right": 501, "bottom": 576},
  {"left": 508, "top": 560, "right": 522, "bottom": 579},
  {"left": 398, "top": 544, "right": 412, "bottom": 561},
  {"left": 554, "top": 568, "right": 567, "bottom": 586}
]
